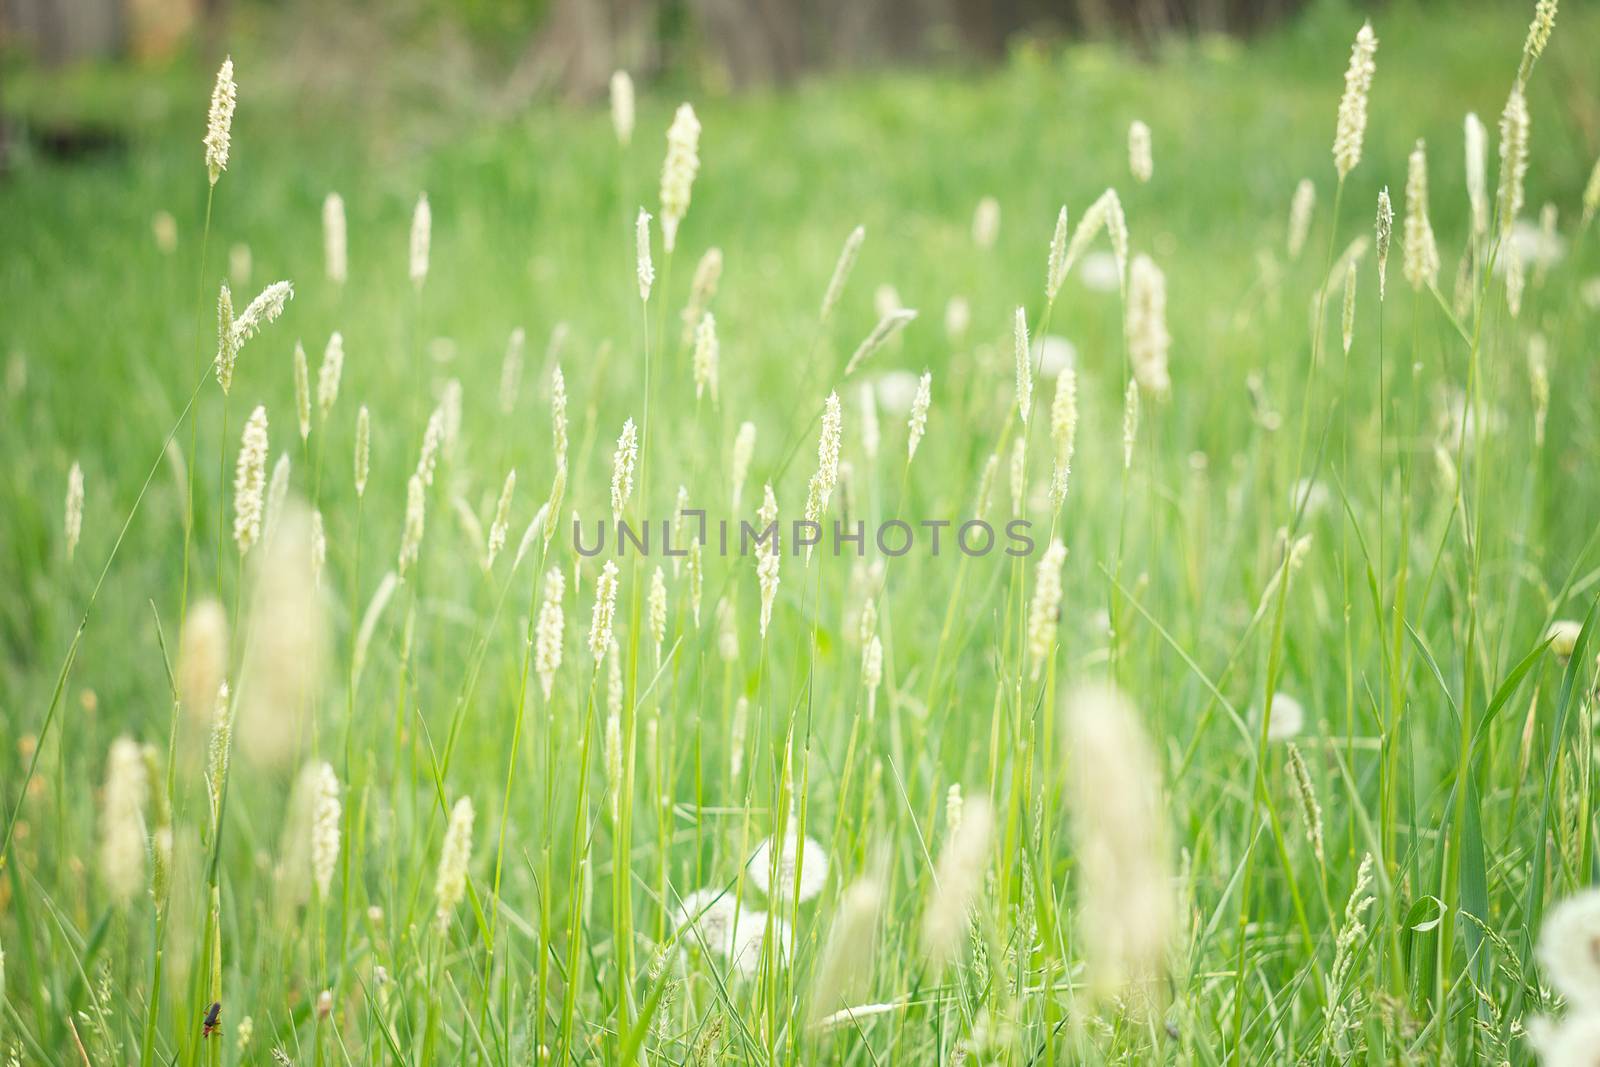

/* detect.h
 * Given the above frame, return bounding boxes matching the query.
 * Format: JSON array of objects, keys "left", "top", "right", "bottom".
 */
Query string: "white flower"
[
  {"left": 1538, "top": 889, "right": 1600, "bottom": 1008},
  {"left": 746, "top": 832, "right": 828, "bottom": 905},
  {"left": 1546, "top": 620, "right": 1582, "bottom": 660},
  {"left": 1261, "top": 692, "right": 1306, "bottom": 741},
  {"left": 729, "top": 911, "right": 791, "bottom": 978},
  {"left": 1528, "top": 1014, "right": 1600, "bottom": 1067}
]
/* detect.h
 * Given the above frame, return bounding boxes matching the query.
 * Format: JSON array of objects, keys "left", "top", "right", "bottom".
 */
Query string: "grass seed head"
[
  {"left": 233, "top": 406, "right": 270, "bottom": 555},
  {"left": 610, "top": 418, "right": 638, "bottom": 522},
  {"left": 535, "top": 567, "right": 565, "bottom": 700},
  {"left": 1403, "top": 141, "right": 1440, "bottom": 291},
  {"left": 99, "top": 736, "right": 149, "bottom": 906},
  {"left": 610, "top": 70, "right": 635, "bottom": 146},
  {"left": 635, "top": 208, "right": 654, "bottom": 301},
  {"left": 204, "top": 56, "right": 236, "bottom": 185},
  {"left": 409, "top": 194, "right": 430, "bottom": 289},
  {"left": 1497, "top": 85, "right": 1530, "bottom": 237},
  {"left": 322, "top": 193, "right": 346, "bottom": 285},
  {"left": 659, "top": 103, "right": 701, "bottom": 253},
  {"left": 65, "top": 461, "right": 84, "bottom": 561},
  {"left": 922, "top": 793, "right": 994, "bottom": 967},
  {"left": 434, "top": 796, "right": 475, "bottom": 929},
  {"left": 1127, "top": 254, "right": 1172, "bottom": 396},
  {"left": 907, "top": 372, "right": 932, "bottom": 462},
  {"left": 693, "top": 312, "right": 719, "bottom": 404},
  {"left": 317, "top": 332, "right": 344, "bottom": 423},
  {"left": 1013, "top": 306, "right": 1032, "bottom": 424},
  {"left": 1128, "top": 120, "right": 1153, "bottom": 183},
  {"left": 1333, "top": 22, "right": 1378, "bottom": 179},
  {"left": 1288, "top": 179, "right": 1316, "bottom": 260},
  {"left": 588, "top": 560, "right": 620, "bottom": 660}
]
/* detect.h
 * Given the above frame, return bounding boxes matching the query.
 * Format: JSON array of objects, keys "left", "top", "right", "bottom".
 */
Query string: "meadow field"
[{"left": 2, "top": 1, "right": 1600, "bottom": 1062}]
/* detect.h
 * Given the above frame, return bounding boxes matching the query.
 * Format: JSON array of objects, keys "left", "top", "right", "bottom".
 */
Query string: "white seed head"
[
  {"left": 842, "top": 308, "right": 917, "bottom": 378},
  {"left": 808, "top": 393, "right": 843, "bottom": 518},
  {"left": 177, "top": 598, "right": 228, "bottom": 723},
  {"left": 305, "top": 761, "right": 341, "bottom": 897},
  {"left": 1519, "top": 0, "right": 1558, "bottom": 83},
  {"left": 1333, "top": 22, "right": 1378, "bottom": 180},
  {"left": 205, "top": 682, "right": 233, "bottom": 822},
  {"left": 1128, "top": 120, "right": 1153, "bottom": 183},
  {"left": 604, "top": 709, "right": 623, "bottom": 823},
  {"left": 1122, "top": 379, "right": 1140, "bottom": 470},
  {"left": 65, "top": 461, "right": 84, "bottom": 561},
  {"left": 1497, "top": 85, "right": 1530, "bottom": 238},
  {"left": 1403, "top": 141, "right": 1440, "bottom": 291},
  {"left": 1375, "top": 188, "right": 1393, "bottom": 300},
  {"left": 681, "top": 246, "right": 723, "bottom": 343},
  {"left": 972, "top": 195, "right": 1000, "bottom": 249},
  {"left": 1009, "top": 435, "right": 1027, "bottom": 515},
  {"left": 907, "top": 372, "right": 932, "bottom": 462},
  {"left": 821, "top": 225, "right": 866, "bottom": 322},
  {"left": 1046, "top": 205, "right": 1070, "bottom": 301},
  {"left": 550, "top": 363, "right": 568, "bottom": 468},
  {"left": 747, "top": 830, "right": 829, "bottom": 906},
  {"left": 1049, "top": 368, "right": 1077, "bottom": 507},
  {"left": 588, "top": 560, "right": 620, "bottom": 660},
  {"left": 648, "top": 565, "right": 668, "bottom": 656},
  {"left": 239, "top": 502, "right": 327, "bottom": 768},
  {"left": 434, "top": 796, "right": 475, "bottom": 930},
  {"left": 730, "top": 421, "right": 756, "bottom": 511},
  {"left": 1026, "top": 539, "right": 1067, "bottom": 679},
  {"left": 310, "top": 508, "right": 326, "bottom": 588},
  {"left": 922, "top": 794, "right": 994, "bottom": 967},
  {"left": 809, "top": 874, "right": 885, "bottom": 1026},
  {"left": 610, "top": 70, "right": 635, "bottom": 146},
  {"left": 1341, "top": 260, "right": 1358, "bottom": 355},
  {"left": 1126, "top": 254, "right": 1172, "bottom": 397},
  {"left": 945, "top": 783, "right": 964, "bottom": 837},
  {"left": 233, "top": 406, "right": 270, "bottom": 555},
  {"left": 610, "top": 418, "right": 638, "bottom": 522},
  {"left": 99, "top": 736, "right": 149, "bottom": 905},
  {"left": 1536, "top": 887, "right": 1600, "bottom": 1009},
  {"left": 1464, "top": 113, "right": 1488, "bottom": 237},
  {"left": 535, "top": 567, "right": 565, "bottom": 701},
  {"left": 1061, "top": 682, "right": 1174, "bottom": 1012},
  {"left": 354, "top": 404, "right": 370, "bottom": 497},
  {"left": 659, "top": 103, "right": 701, "bottom": 253},
  {"left": 293, "top": 342, "right": 311, "bottom": 441},
  {"left": 398, "top": 473, "right": 426, "bottom": 577},
  {"left": 415, "top": 407, "right": 443, "bottom": 487},
  {"left": 317, "top": 332, "right": 344, "bottom": 423},
  {"left": 1286, "top": 742, "right": 1324, "bottom": 865},
  {"left": 1288, "top": 178, "right": 1316, "bottom": 261},
  {"left": 757, "top": 484, "right": 781, "bottom": 637},
  {"left": 487, "top": 469, "right": 516, "bottom": 569},
  {"left": 409, "top": 193, "right": 431, "bottom": 289},
  {"left": 1013, "top": 306, "right": 1032, "bottom": 424},
  {"left": 717, "top": 596, "right": 740, "bottom": 663},
  {"left": 693, "top": 312, "right": 719, "bottom": 404},
  {"left": 499, "top": 327, "right": 525, "bottom": 416},
  {"left": 322, "top": 193, "right": 347, "bottom": 285},
  {"left": 635, "top": 208, "right": 654, "bottom": 301},
  {"left": 204, "top": 56, "right": 236, "bottom": 185}
]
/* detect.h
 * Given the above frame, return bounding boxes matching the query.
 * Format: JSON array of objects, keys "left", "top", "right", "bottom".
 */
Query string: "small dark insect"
[{"left": 202, "top": 1001, "right": 222, "bottom": 1038}]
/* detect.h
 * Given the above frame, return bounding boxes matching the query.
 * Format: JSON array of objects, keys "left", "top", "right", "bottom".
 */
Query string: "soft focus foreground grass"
[{"left": 2, "top": 1, "right": 1600, "bottom": 1063}]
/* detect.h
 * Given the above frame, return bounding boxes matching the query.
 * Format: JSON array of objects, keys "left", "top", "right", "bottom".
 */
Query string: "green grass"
[{"left": 3, "top": 1, "right": 1600, "bottom": 1063}]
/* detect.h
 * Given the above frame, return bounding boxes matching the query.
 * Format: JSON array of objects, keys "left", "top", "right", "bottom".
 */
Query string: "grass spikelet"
[
  {"left": 233, "top": 405, "right": 269, "bottom": 555},
  {"left": 1375, "top": 188, "right": 1393, "bottom": 300},
  {"left": 756, "top": 484, "right": 780, "bottom": 636},
  {"left": 99, "top": 736, "right": 149, "bottom": 906},
  {"left": 1122, "top": 378, "right": 1140, "bottom": 470},
  {"left": 1288, "top": 179, "right": 1316, "bottom": 260},
  {"left": 731, "top": 421, "right": 756, "bottom": 511},
  {"left": 64, "top": 461, "right": 84, "bottom": 561},
  {"left": 398, "top": 474, "right": 425, "bottom": 576},
  {"left": 354, "top": 404, "right": 370, "bottom": 497},
  {"left": 682, "top": 246, "right": 723, "bottom": 342},
  {"left": 1496, "top": 84, "right": 1530, "bottom": 237},
  {"left": 589, "top": 559, "right": 620, "bottom": 660},
  {"left": 204, "top": 56, "right": 236, "bottom": 185},
  {"left": 1046, "top": 205, "right": 1069, "bottom": 301},
  {"left": 239, "top": 502, "right": 326, "bottom": 767},
  {"left": 1049, "top": 368, "right": 1077, "bottom": 507},
  {"left": 693, "top": 312, "right": 719, "bottom": 404},
  {"left": 1026, "top": 539, "right": 1066, "bottom": 679},
  {"left": 293, "top": 341, "right": 311, "bottom": 440},
  {"left": 820, "top": 225, "right": 865, "bottom": 323},
  {"left": 1464, "top": 112, "right": 1488, "bottom": 237},
  {"left": 535, "top": 567, "right": 565, "bottom": 700},
  {"left": 648, "top": 565, "right": 668, "bottom": 661},
  {"left": 1013, "top": 307, "right": 1032, "bottom": 423},
  {"left": 306, "top": 760, "right": 341, "bottom": 897},
  {"left": 972, "top": 195, "right": 1000, "bottom": 248},
  {"left": 1128, "top": 120, "right": 1153, "bottom": 183},
  {"left": 322, "top": 192, "right": 346, "bottom": 285},
  {"left": 1060, "top": 188, "right": 1126, "bottom": 286},
  {"left": 1518, "top": 0, "right": 1558, "bottom": 84},
  {"left": 1341, "top": 260, "right": 1357, "bottom": 355},
  {"left": 1529, "top": 336, "right": 1549, "bottom": 448},
  {"left": 434, "top": 796, "right": 474, "bottom": 930},
  {"left": 499, "top": 327, "right": 525, "bottom": 416},
  {"left": 635, "top": 208, "right": 654, "bottom": 302},
  {"left": 1286, "top": 742, "right": 1324, "bottom": 864},
  {"left": 1403, "top": 140, "right": 1440, "bottom": 291},
  {"left": 177, "top": 597, "right": 227, "bottom": 720},
  {"left": 808, "top": 392, "right": 844, "bottom": 524},
  {"left": 487, "top": 469, "right": 515, "bottom": 568},
  {"left": 843, "top": 308, "right": 917, "bottom": 378},
  {"left": 550, "top": 363, "right": 569, "bottom": 468},
  {"left": 215, "top": 283, "right": 238, "bottom": 391},
  {"left": 717, "top": 597, "right": 739, "bottom": 663},
  {"left": 809, "top": 874, "right": 885, "bottom": 1026},
  {"left": 1332, "top": 22, "right": 1377, "bottom": 179},
  {"left": 409, "top": 193, "right": 430, "bottom": 290},
  {"left": 922, "top": 793, "right": 993, "bottom": 967},
  {"left": 1126, "top": 254, "right": 1172, "bottom": 396},
  {"left": 1061, "top": 681, "right": 1174, "bottom": 1012},
  {"left": 1009, "top": 435, "right": 1026, "bottom": 514},
  {"left": 659, "top": 103, "right": 701, "bottom": 253},
  {"left": 906, "top": 372, "right": 931, "bottom": 462},
  {"left": 610, "top": 70, "right": 635, "bottom": 146},
  {"left": 317, "top": 332, "right": 344, "bottom": 423},
  {"left": 610, "top": 417, "right": 638, "bottom": 522},
  {"left": 205, "top": 682, "right": 233, "bottom": 822}
]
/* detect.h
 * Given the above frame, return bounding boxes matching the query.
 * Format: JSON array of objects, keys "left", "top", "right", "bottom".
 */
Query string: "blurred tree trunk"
[{"left": 4, "top": 0, "right": 124, "bottom": 62}]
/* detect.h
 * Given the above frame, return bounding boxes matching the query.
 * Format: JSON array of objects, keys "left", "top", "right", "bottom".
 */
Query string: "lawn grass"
[{"left": 2, "top": 1, "right": 1600, "bottom": 1063}]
